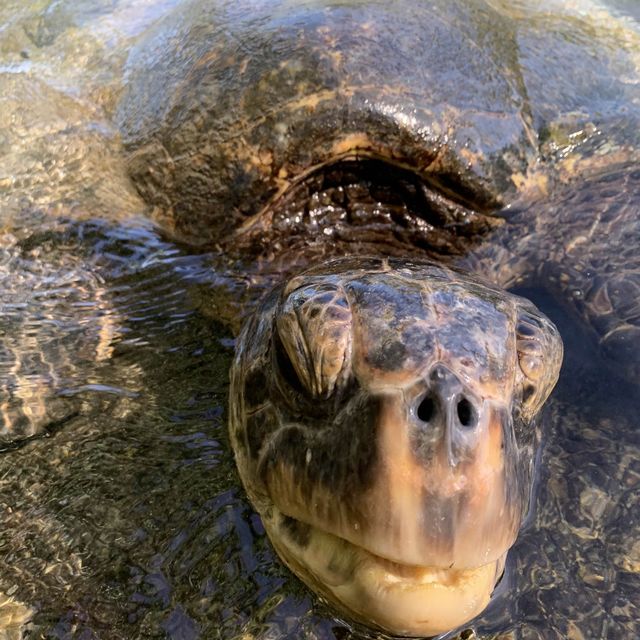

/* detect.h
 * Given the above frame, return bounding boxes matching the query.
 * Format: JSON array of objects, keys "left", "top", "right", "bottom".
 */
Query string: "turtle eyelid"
[
  {"left": 275, "top": 283, "right": 353, "bottom": 399},
  {"left": 514, "top": 305, "right": 563, "bottom": 417}
]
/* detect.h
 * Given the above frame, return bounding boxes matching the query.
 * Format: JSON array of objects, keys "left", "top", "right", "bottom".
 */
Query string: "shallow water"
[
  {"left": 2, "top": 215, "right": 638, "bottom": 640},
  {"left": 0, "top": 1, "right": 639, "bottom": 639}
]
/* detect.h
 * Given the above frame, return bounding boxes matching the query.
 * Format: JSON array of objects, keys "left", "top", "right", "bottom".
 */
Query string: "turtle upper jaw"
[{"left": 264, "top": 504, "right": 505, "bottom": 637}]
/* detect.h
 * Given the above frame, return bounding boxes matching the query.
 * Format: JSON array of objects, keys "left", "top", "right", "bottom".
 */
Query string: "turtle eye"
[
  {"left": 274, "top": 331, "right": 306, "bottom": 396},
  {"left": 515, "top": 305, "right": 563, "bottom": 418},
  {"left": 275, "top": 283, "right": 353, "bottom": 399}
]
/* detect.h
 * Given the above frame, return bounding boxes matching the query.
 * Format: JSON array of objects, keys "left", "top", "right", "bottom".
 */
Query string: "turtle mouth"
[
  {"left": 236, "top": 156, "right": 502, "bottom": 259},
  {"left": 264, "top": 506, "right": 505, "bottom": 637}
]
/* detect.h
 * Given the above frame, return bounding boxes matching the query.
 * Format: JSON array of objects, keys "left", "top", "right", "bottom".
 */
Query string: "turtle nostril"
[
  {"left": 456, "top": 397, "right": 477, "bottom": 428},
  {"left": 417, "top": 395, "right": 435, "bottom": 422}
]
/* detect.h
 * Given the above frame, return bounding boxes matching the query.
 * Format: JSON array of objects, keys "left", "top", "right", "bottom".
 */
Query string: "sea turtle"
[
  {"left": 1, "top": 0, "right": 639, "bottom": 637},
  {"left": 110, "top": 0, "right": 639, "bottom": 636}
]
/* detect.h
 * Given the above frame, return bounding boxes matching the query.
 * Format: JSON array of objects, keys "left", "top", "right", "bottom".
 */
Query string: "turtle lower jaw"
[{"left": 263, "top": 506, "right": 505, "bottom": 638}]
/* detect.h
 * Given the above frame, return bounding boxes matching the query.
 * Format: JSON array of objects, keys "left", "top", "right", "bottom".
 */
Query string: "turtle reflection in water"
[{"left": 2, "top": 0, "right": 640, "bottom": 637}]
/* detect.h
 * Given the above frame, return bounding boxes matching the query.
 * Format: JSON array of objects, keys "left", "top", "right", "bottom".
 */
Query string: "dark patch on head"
[
  {"left": 245, "top": 405, "right": 279, "bottom": 460},
  {"left": 429, "top": 289, "right": 512, "bottom": 381},
  {"left": 260, "top": 392, "right": 380, "bottom": 503},
  {"left": 401, "top": 324, "right": 435, "bottom": 358},
  {"left": 273, "top": 331, "right": 306, "bottom": 396},
  {"left": 329, "top": 393, "right": 381, "bottom": 492},
  {"left": 367, "top": 339, "right": 408, "bottom": 371},
  {"left": 244, "top": 368, "right": 268, "bottom": 409},
  {"left": 511, "top": 408, "right": 537, "bottom": 453},
  {"left": 522, "top": 383, "right": 536, "bottom": 404},
  {"left": 280, "top": 515, "right": 311, "bottom": 548}
]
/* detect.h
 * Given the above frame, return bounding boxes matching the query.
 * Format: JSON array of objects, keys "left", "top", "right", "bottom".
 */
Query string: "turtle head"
[{"left": 229, "top": 258, "right": 562, "bottom": 637}]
